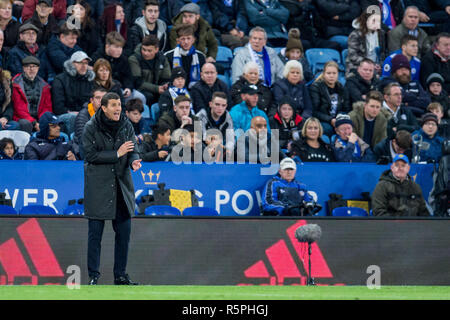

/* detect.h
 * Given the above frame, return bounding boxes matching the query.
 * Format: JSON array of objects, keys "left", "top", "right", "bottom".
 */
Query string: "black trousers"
[{"left": 87, "top": 184, "right": 131, "bottom": 279}]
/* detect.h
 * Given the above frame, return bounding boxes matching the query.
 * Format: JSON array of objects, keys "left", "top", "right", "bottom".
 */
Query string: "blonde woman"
[
  {"left": 0, "top": 0, "right": 19, "bottom": 52},
  {"left": 309, "top": 61, "right": 350, "bottom": 137}
]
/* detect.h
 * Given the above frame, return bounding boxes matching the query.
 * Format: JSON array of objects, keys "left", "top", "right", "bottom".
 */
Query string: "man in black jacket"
[
  {"left": 24, "top": 0, "right": 59, "bottom": 47},
  {"left": 420, "top": 33, "right": 450, "bottom": 94},
  {"left": 345, "top": 58, "right": 380, "bottom": 106},
  {"left": 82, "top": 92, "right": 142, "bottom": 285},
  {"left": 373, "top": 129, "right": 412, "bottom": 163}
]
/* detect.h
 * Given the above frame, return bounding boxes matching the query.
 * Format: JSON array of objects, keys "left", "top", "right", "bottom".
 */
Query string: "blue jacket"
[
  {"left": 381, "top": 50, "right": 421, "bottom": 81},
  {"left": 44, "top": 35, "right": 82, "bottom": 75},
  {"left": 262, "top": 175, "right": 312, "bottom": 215},
  {"left": 411, "top": 128, "right": 444, "bottom": 163},
  {"left": 229, "top": 101, "right": 271, "bottom": 138}
]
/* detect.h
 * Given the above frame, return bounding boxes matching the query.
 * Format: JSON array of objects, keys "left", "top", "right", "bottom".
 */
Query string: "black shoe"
[
  {"left": 114, "top": 274, "right": 138, "bottom": 285},
  {"left": 88, "top": 276, "right": 99, "bottom": 285}
]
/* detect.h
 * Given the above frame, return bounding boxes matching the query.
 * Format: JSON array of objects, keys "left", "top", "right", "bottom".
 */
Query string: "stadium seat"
[
  {"left": 217, "top": 74, "right": 231, "bottom": 88},
  {"left": 332, "top": 207, "right": 368, "bottom": 217},
  {"left": 142, "top": 104, "right": 150, "bottom": 119},
  {"left": 233, "top": 46, "right": 245, "bottom": 56},
  {"left": 62, "top": 203, "right": 84, "bottom": 216},
  {"left": 0, "top": 130, "right": 30, "bottom": 153},
  {"left": 150, "top": 103, "right": 160, "bottom": 123},
  {"left": 70, "top": 132, "right": 75, "bottom": 140},
  {"left": 305, "top": 48, "right": 342, "bottom": 75},
  {"left": 144, "top": 205, "right": 181, "bottom": 216},
  {"left": 0, "top": 205, "right": 18, "bottom": 215},
  {"left": 182, "top": 207, "right": 219, "bottom": 216},
  {"left": 19, "top": 205, "right": 58, "bottom": 215},
  {"left": 216, "top": 46, "right": 233, "bottom": 70},
  {"left": 341, "top": 49, "right": 348, "bottom": 66},
  {"left": 31, "top": 131, "right": 69, "bottom": 142}
]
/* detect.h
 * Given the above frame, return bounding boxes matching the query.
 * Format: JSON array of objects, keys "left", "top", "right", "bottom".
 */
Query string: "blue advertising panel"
[{"left": 0, "top": 161, "right": 434, "bottom": 216}]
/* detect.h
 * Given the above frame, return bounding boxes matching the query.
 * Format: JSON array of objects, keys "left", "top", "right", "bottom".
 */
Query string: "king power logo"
[
  {"left": 0, "top": 218, "right": 64, "bottom": 285},
  {"left": 239, "top": 220, "right": 344, "bottom": 286}
]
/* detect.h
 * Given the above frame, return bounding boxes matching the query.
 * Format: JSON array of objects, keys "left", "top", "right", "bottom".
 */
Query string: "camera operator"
[{"left": 261, "top": 157, "right": 319, "bottom": 216}]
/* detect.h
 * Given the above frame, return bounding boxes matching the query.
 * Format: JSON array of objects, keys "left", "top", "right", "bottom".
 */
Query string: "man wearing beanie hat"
[
  {"left": 24, "top": 111, "right": 78, "bottom": 160},
  {"left": 332, "top": 113, "right": 375, "bottom": 162},
  {"left": 426, "top": 73, "right": 450, "bottom": 113},
  {"left": 158, "top": 66, "right": 192, "bottom": 114},
  {"left": 372, "top": 153, "right": 429, "bottom": 216},
  {"left": 411, "top": 112, "right": 444, "bottom": 163},
  {"left": 168, "top": 2, "right": 218, "bottom": 62},
  {"left": 379, "top": 53, "right": 431, "bottom": 118},
  {"left": 11, "top": 55, "right": 52, "bottom": 134}
]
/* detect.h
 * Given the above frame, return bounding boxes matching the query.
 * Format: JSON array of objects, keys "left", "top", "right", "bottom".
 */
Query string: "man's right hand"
[
  {"left": 117, "top": 141, "right": 135, "bottom": 157},
  {"left": 34, "top": 122, "right": 40, "bottom": 131},
  {"left": 348, "top": 133, "right": 358, "bottom": 144},
  {"left": 158, "top": 150, "right": 168, "bottom": 159},
  {"left": 0, "top": 117, "right": 7, "bottom": 129}
]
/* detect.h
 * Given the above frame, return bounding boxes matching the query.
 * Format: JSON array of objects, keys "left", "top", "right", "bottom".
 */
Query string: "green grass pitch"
[{"left": 0, "top": 286, "right": 449, "bottom": 300}]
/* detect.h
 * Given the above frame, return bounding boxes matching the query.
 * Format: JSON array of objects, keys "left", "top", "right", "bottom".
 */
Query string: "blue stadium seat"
[
  {"left": 216, "top": 46, "right": 233, "bottom": 68},
  {"left": 217, "top": 74, "right": 231, "bottom": 88},
  {"left": 341, "top": 49, "right": 348, "bottom": 66},
  {"left": 150, "top": 103, "right": 160, "bottom": 123},
  {"left": 142, "top": 104, "right": 150, "bottom": 119},
  {"left": 31, "top": 132, "right": 69, "bottom": 142},
  {"left": 273, "top": 47, "right": 283, "bottom": 54},
  {"left": 144, "top": 205, "right": 181, "bottom": 216},
  {"left": 19, "top": 205, "right": 58, "bottom": 215},
  {"left": 305, "top": 48, "right": 342, "bottom": 75},
  {"left": 332, "top": 207, "right": 368, "bottom": 217},
  {"left": 62, "top": 203, "right": 84, "bottom": 215},
  {"left": 182, "top": 207, "right": 219, "bottom": 216},
  {"left": 0, "top": 205, "right": 18, "bottom": 215}
]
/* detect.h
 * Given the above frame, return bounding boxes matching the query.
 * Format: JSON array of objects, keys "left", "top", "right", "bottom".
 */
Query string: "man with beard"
[{"left": 379, "top": 54, "right": 430, "bottom": 118}]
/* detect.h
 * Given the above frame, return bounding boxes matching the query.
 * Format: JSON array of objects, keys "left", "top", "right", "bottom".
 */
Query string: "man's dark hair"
[
  {"left": 144, "top": 0, "right": 159, "bottom": 10},
  {"left": 59, "top": 22, "right": 81, "bottom": 37},
  {"left": 365, "top": 90, "right": 384, "bottom": 104},
  {"left": 211, "top": 91, "right": 227, "bottom": 102},
  {"left": 183, "top": 124, "right": 195, "bottom": 133},
  {"left": 105, "top": 31, "right": 125, "bottom": 47},
  {"left": 0, "top": 137, "right": 15, "bottom": 151},
  {"left": 359, "top": 58, "right": 375, "bottom": 66},
  {"left": 101, "top": 92, "right": 121, "bottom": 107},
  {"left": 395, "top": 130, "right": 412, "bottom": 150},
  {"left": 174, "top": 95, "right": 191, "bottom": 105},
  {"left": 91, "top": 87, "right": 108, "bottom": 97},
  {"left": 125, "top": 98, "right": 144, "bottom": 113},
  {"left": 151, "top": 123, "right": 171, "bottom": 141},
  {"left": 176, "top": 24, "right": 195, "bottom": 38},
  {"left": 142, "top": 34, "right": 159, "bottom": 47},
  {"left": 401, "top": 34, "right": 418, "bottom": 47}
]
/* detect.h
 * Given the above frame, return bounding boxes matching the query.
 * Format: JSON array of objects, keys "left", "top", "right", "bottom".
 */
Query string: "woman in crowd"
[
  {"left": 0, "top": 137, "right": 22, "bottom": 159},
  {"left": 272, "top": 60, "right": 312, "bottom": 119},
  {"left": 0, "top": 0, "right": 20, "bottom": 54},
  {"left": 70, "top": 0, "right": 102, "bottom": 57},
  {"left": 289, "top": 117, "right": 335, "bottom": 162},
  {"left": 309, "top": 61, "right": 350, "bottom": 137},
  {"left": 100, "top": 2, "right": 127, "bottom": 42},
  {"left": 230, "top": 61, "right": 273, "bottom": 115},
  {"left": 93, "top": 58, "right": 124, "bottom": 103}
]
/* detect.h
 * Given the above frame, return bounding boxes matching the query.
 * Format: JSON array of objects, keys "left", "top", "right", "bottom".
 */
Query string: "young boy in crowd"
[{"left": 125, "top": 98, "right": 151, "bottom": 142}]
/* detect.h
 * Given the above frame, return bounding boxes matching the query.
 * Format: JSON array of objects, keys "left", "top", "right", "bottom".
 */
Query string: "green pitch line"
[{"left": 0, "top": 286, "right": 449, "bottom": 300}]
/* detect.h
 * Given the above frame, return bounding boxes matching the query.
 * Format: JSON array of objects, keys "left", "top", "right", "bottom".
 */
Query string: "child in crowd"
[
  {"left": 125, "top": 98, "right": 151, "bottom": 143},
  {"left": 0, "top": 137, "right": 22, "bottom": 160}
]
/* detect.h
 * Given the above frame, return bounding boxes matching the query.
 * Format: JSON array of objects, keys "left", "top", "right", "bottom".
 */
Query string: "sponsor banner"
[
  {"left": 0, "top": 217, "right": 449, "bottom": 286},
  {"left": 0, "top": 161, "right": 434, "bottom": 216}
]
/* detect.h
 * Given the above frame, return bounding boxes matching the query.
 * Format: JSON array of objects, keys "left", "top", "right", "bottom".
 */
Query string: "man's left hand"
[{"left": 131, "top": 159, "right": 142, "bottom": 172}]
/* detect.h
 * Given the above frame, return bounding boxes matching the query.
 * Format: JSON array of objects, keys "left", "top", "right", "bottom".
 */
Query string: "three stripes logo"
[
  {"left": 239, "top": 220, "right": 343, "bottom": 286},
  {"left": 0, "top": 218, "right": 64, "bottom": 285}
]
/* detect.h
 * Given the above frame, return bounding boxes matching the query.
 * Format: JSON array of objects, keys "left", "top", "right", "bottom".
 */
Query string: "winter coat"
[
  {"left": 420, "top": 48, "right": 450, "bottom": 94},
  {"left": 209, "top": 0, "right": 248, "bottom": 34},
  {"left": 229, "top": 101, "right": 271, "bottom": 138},
  {"left": 125, "top": 17, "right": 168, "bottom": 56},
  {"left": 190, "top": 78, "right": 232, "bottom": 114},
  {"left": 309, "top": 79, "right": 350, "bottom": 124},
  {"left": 290, "top": 137, "right": 335, "bottom": 162},
  {"left": 429, "top": 153, "right": 450, "bottom": 217},
  {"left": 332, "top": 134, "right": 375, "bottom": 162},
  {"left": 51, "top": 60, "right": 95, "bottom": 114},
  {"left": 373, "top": 138, "right": 413, "bottom": 163},
  {"left": 0, "top": 71, "right": 12, "bottom": 121},
  {"left": 164, "top": 48, "right": 206, "bottom": 88},
  {"left": 44, "top": 35, "right": 83, "bottom": 75},
  {"left": 2, "top": 18, "right": 20, "bottom": 53},
  {"left": 139, "top": 135, "right": 169, "bottom": 162},
  {"left": 196, "top": 108, "right": 235, "bottom": 151},
  {"left": 0, "top": 149, "right": 22, "bottom": 160},
  {"left": 12, "top": 74, "right": 52, "bottom": 123},
  {"left": 82, "top": 108, "right": 139, "bottom": 220},
  {"left": 269, "top": 111, "right": 303, "bottom": 149},
  {"left": 387, "top": 23, "right": 430, "bottom": 58},
  {"left": 231, "top": 45, "right": 284, "bottom": 85},
  {"left": 411, "top": 128, "right": 444, "bottom": 163},
  {"left": 315, "top": 0, "right": 361, "bottom": 38},
  {"left": 128, "top": 46, "right": 171, "bottom": 95},
  {"left": 371, "top": 169, "right": 429, "bottom": 216},
  {"left": 272, "top": 78, "right": 312, "bottom": 119},
  {"left": 345, "top": 72, "right": 380, "bottom": 106},
  {"left": 22, "top": 0, "right": 67, "bottom": 21},
  {"left": 76, "top": 22, "right": 102, "bottom": 57},
  {"left": 25, "top": 11, "right": 60, "bottom": 47},
  {"left": 230, "top": 76, "right": 274, "bottom": 116},
  {"left": 349, "top": 101, "right": 387, "bottom": 147},
  {"left": 157, "top": 110, "right": 200, "bottom": 133},
  {"left": 242, "top": 0, "right": 290, "bottom": 40},
  {"left": 382, "top": 104, "right": 420, "bottom": 138},
  {"left": 91, "top": 46, "right": 134, "bottom": 90},
  {"left": 24, "top": 137, "right": 76, "bottom": 160},
  {"left": 169, "top": 13, "right": 218, "bottom": 58}
]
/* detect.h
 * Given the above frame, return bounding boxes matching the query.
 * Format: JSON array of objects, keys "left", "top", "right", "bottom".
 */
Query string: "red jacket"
[
  {"left": 22, "top": 0, "right": 67, "bottom": 22},
  {"left": 12, "top": 74, "right": 52, "bottom": 123}
]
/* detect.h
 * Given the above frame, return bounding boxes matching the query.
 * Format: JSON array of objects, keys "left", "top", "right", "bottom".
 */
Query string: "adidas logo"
[
  {"left": 239, "top": 220, "right": 343, "bottom": 286},
  {"left": 0, "top": 218, "right": 64, "bottom": 285}
]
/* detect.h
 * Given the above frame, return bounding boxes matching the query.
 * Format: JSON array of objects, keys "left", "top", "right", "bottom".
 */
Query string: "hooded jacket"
[
  {"left": 309, "top": 79, "right": 350, "bottom": 123},
  {"left": 44, "top": 35, "right": 83, "bottom": 75},
  {"left": 51, "top": 60, "right": 95, "bottom": 115},
  {"left": 411, "top": 128, "right": 444, "bottom": 163},
  {"left": 269, "top": 111, "right": 302, "bottom": 150},
  {"left": 196, "top": 107, "right": 235, "bottom": 151},
  {"left": 272, "top": 78, "right": 312, "bottom": 119},
  {"left": 126, "top": 16, "right": 168, "bottom": 56},
  {"left": 371, "top": 169, "right": 429, "bottom": 216}
]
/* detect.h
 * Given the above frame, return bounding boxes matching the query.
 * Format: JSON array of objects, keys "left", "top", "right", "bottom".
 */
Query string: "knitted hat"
[
  {"left": 335, "top": 113, "right": 353, "bottom": 128},
  {"left": 285, "top": 28, "right": 303, "bottom": 53},
  {"left": 421, "top": 112, "right": 439, "bottom": 126},
  {"left": 278, "top": 95, "right": 295, "bottom": 111},
  {"left": 170, "top": 67, "right": 187, "bottom": 83},
  {"left": 391, "top": 54, "right": 410, "bottom": 74},
  {"left": 426, "top": 73, "right": 444, "bottom": 87}
]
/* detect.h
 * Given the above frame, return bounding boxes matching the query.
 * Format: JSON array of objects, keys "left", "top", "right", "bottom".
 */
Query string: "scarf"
[
  {"left": 100, "top": 109, "right": 121, "bottom": 138},
  {"left": 337, "top": 136, "right": 361, "bottom": 159},
  {"left": 247, "top": 43, "right": 272, "bottom": 87},
  {"left": 172, "top": 45, "right": 200, "bottom": 88},
  {"left": 433, "top": 45, "right": 450, "bottom": 62},
  {"left": 168, "top": 86, "right": 193, "bottom": 113},
  {"left": 88, "top": 103, "right": 96, "bottom": 117},
  {"left": 380, "top": 0, "right": 396, "bottom": 30}
]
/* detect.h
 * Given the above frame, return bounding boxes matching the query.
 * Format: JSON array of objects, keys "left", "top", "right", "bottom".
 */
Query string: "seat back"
[
  {"left": 19, "top": 205, "right": 58, "bottom": 215},
  {"left": 217, "top": 74, "right": 231, "bottom": 88},
  {"left": 31, "top": 132, "right": 69, "bottom": 142},
  {"left": 182, "top": 207, "right": 219, "bottom": 216},
  {"left": 144, "top": 205, "right": 181, "bottom": 216},
  {"left": 0, "top": 204, "right": 18, "bottom": 215},
  {"left": 216, "top": 46, "right": 234, "bottom": 69},
  {"left": 0, "top": 130, "right": 31, "bottom": 153},
  {"left": 305, "top": 48, "right": 342, "bottom": 75},
  {"left": 332, "top": 206, "right": 368, "bottom": 217},
  {"left": 62, "top": 203, "right": 84, "bottom": 216}
]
